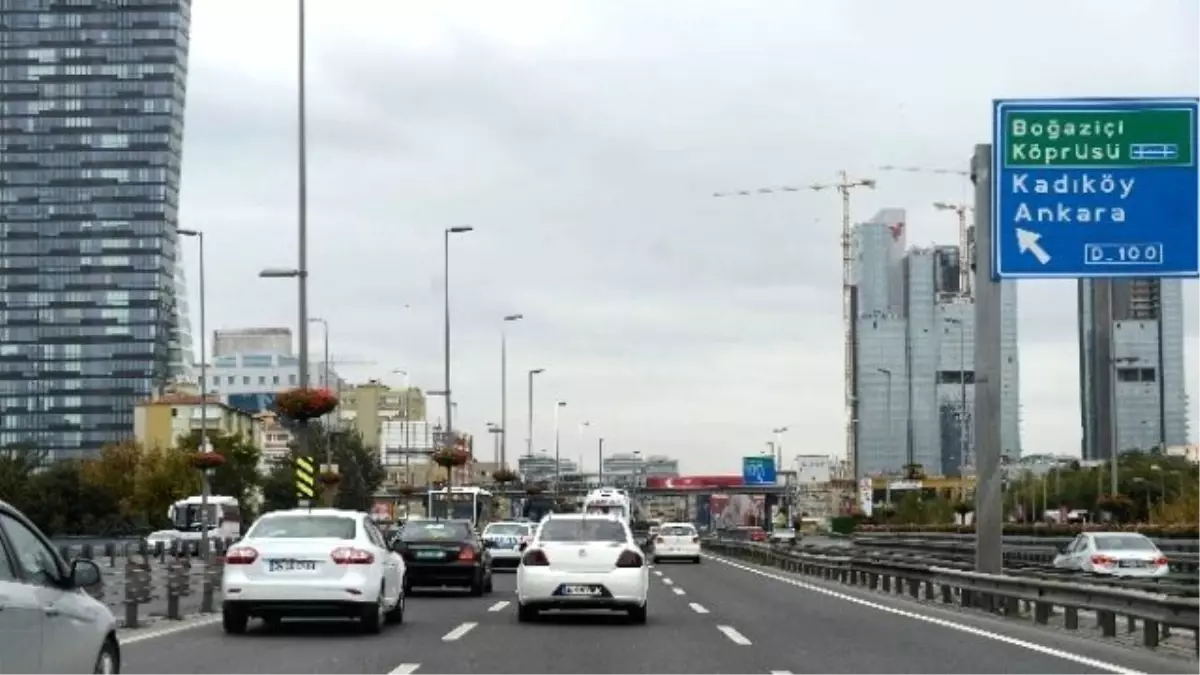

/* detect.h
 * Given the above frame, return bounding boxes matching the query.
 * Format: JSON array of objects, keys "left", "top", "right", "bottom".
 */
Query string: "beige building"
[
  {"left": 253, "top": 412, "right": 295, "bottom": 471},
  {"left": 134, "top": 393, "right": 257, "bottom": 450},
  {"left": 338, "top": 380, "right": 426, "bottom": 450}
]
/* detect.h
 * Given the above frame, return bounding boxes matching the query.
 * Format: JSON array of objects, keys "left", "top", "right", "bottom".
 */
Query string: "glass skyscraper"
[{"left": 0, "top": 0, "right": 193, "bottom": 459}]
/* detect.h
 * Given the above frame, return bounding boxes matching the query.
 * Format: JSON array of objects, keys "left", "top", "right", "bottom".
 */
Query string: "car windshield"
[
  {"left": 1094, "top": 535, "right": 1157, "bottom": 551},
  {"left": 249, "top": 515, "right": 356, "bottom": 539},
  {"left": 661, "top": 525, "right": 695, "bottom": 536},
  {"left": 401, "top": 521, "right": 472, "bottom": 541},
  {"left": 539, "top": 518, "right": 627, "bottom": 543},
  {"left": 484, "top": 524, "right": 529, "bottom": 537}
]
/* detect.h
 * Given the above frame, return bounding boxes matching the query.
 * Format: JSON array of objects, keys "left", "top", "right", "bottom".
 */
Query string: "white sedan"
[
  {"left": 1051, "top": 531, "right": 1171, "bottom": 578},
  {"left": 481, "top": 521, "right": 533, "bottom": 570},
  {"left": 221, "top": 508, "right": 406, "bottom": 634},
  {"left": 515, "top": 513, "right": 649, "bottom": 623}
]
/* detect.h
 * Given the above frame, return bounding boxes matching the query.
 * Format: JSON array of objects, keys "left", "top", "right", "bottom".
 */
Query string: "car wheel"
[
  {"left": 693, "top": 556, "right": 702, "bottom": 564},
  {"left": 94, "top": 637, "right": 119, "bottom": 674},
  {"left": 469, "top": 573, "right": 485, "bottom": 597},
  {"left": 517, "top": 603, "right": 539, "bottom": 623},
  {"left": 222, "top": 605, "right": 248, "bottom": 635},
  {"left": 360, "top": 588, "right": 385, "bottom": 634},
  {"left": 627, "top": 602, "right": 648, "bottom": 624},
  {"left": 386, "top": 586, "right": 406, "bottom": 625},
  {"left": 652, "top": 557, "right": 660, "bottom": 565}
]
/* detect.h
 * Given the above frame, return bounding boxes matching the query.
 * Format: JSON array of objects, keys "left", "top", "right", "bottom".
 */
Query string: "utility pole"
[{"left": 714, "top": 171, "right": 876, "bottom": 478}]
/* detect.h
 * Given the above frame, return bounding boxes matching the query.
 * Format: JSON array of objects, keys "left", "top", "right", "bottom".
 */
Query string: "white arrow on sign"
[{"left": 1015, "top": 228, "right": 1051, "bottom": 265}]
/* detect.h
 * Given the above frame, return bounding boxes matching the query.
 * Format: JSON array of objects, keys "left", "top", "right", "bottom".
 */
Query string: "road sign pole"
[{"left": 972, "top": 144, "right": 1004, "bottom": 577}]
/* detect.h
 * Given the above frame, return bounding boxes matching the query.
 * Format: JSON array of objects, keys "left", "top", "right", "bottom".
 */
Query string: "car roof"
[
  {"left": 262, "top": 508, "right": 365, "bottom": 518},
  {"left": 660, "top": 522, "right": 695, "bottom": 527},
  {"left": 484, "top": 521, "right": 530, "bottom": 527}
]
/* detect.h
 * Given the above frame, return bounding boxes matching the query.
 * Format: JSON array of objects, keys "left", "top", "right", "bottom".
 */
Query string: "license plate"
[
  {"left": 1119, "top": 560, "right": 1147, "bottom": 568},
  {"left": 559, "top": 584, "right": 602, "bottom": 597},
  {"left": 268, "top": 559, "right": 317, "bottom": 572},
  {"left": 416, "top": 550, "right": 445, "bottom": 560}
]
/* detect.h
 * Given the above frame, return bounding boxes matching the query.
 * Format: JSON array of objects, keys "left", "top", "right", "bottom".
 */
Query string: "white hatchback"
[
  {"left": 221, "top": 508, "right": 406, "bottom": 634},
  {"left": 515, "top": 513, "right": 649, "bottom": 623},
  {"left": 652, "top": 523, "right": 701, "bottom": 564}
]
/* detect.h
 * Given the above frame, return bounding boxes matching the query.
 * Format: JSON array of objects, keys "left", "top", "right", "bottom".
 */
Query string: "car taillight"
[
  {"left": 1091, "top": 554, "right": 1116, "bottom": 566},
  {"left": 521, "top": 549, "right": 550, "bottom": 566},
  {"left": 458, "top": 546, "right": 477, "bottom": 562},
  {"left": 1154, "top": 556, "right": 1169, "bottom": 566},
  {"left": 616, "top": 550, "right": 644, "bottom": 568},
  {"left": 225, "top": 546, "right": 258, "bottom": 565},
  {"left": 331, "top": 547, "right": 375, "bottom": 565}
]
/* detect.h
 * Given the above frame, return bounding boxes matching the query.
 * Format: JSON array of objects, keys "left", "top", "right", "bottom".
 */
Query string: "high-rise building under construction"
[
  {"left": 850, "top": 208, "right": 1021, "bottom": 478},
  {"left": 1077, "top": 279, "right": 1190, "bottom": 460}
]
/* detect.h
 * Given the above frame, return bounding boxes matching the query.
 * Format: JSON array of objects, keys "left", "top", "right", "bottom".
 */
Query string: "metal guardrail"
[
  {"left": 705, "top": 539, "right": 1200, "bottom": 652},
  {"left": 853, "top": 531, "right": 1200, "bottom": 553},
  {"left": 61, "top": 538, "right": 234, "bottom": 629}
]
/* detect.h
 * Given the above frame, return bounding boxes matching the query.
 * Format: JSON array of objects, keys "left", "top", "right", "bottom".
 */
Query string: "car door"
[
  {"left": 363, "top": 520, "right": 399, "bottom": 605},
  {"left": 1053, "top": 535, "right": 1079, "bottom": 568},
  {"left": 1, "top": 511, "right": 104, "bottom": 674},
  {"left": 0, "top": 523, "right": 43, "bottom": 673}
]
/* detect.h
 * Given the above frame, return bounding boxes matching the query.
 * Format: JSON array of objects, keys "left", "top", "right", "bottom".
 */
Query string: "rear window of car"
[
  {"left": 249, "top": 515, "right": 356, "bottom": 539},
  {"left": 484, "top": 524, "right": 530, "bottom": 537},
  {"left": 401, "top": 521, "right": 472, "bottom": 541},
  {"left": 539, "top": 519, "right": 627, "bottom": 543},
  {"left": 661, "top": 525, "right": 695, "bottom": 536},
  {"left": 1094, "top": 535, "right": 1157, "bottom": 551}
]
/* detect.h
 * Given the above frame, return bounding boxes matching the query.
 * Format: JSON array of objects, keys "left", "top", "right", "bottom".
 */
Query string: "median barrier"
[{"left": 704, "top": 539, "right": 1200, "bottom": 653}]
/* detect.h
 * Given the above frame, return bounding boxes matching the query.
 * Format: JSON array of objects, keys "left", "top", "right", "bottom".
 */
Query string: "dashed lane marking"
[
  {"left": 672, "top": 587, "right": 686, "bottom": 596},
  {"left": 717, "top": 624, "right": 753, "bottom": 646},
  {"left": 121, "top": 615, "right": 221, "bottom": 644},
  {"left": 704, "top": 553, "right": 1146, "bottom": 675},
  {"left": 661, "top": 578, "right": 674, "bottom": 585},
  {"left": 689, "top": 602, "right": 709, "bottom": 614},
  {"left": 388, "top": 664, "right": 421, "bottom": 674},
  {"left": 769, "top": 670, "right": 794, "bottom": 674},
  {"left": 441, "top": 622, "right": 477, "bottom": 642},
  {"left": 488, "top": 601, "right": 510, "bottom": 612},
  {"left": 654, "top": 570, "right": 663, "bottom": 576}
]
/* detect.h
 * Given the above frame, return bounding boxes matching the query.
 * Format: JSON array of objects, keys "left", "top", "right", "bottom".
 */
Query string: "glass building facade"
[{"left": 0, "top": 0, "right": 192, "bottom": 459}]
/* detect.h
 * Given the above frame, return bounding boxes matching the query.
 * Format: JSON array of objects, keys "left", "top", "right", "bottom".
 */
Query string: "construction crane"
[
  {"left": 933, "top": 201, "right": 975, "bottom": 297},
  {"left": 713, "top": 170, "right": 876, "bottom": 479}
]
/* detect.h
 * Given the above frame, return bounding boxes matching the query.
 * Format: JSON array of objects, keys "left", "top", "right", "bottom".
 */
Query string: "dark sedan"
[{"left": 392, "top": 519, "right": 494, "bottom": 596}]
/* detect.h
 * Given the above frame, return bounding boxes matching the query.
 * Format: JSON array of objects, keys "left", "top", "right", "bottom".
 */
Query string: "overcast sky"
[{"left": 179, "top": 0, "right": 1199, "bottom": 473}]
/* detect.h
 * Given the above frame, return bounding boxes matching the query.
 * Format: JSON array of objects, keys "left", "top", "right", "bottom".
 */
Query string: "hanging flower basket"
[
  {"left": 431, "top": 447, "right": 471, "bottom": 468},
  {"left": 525, "top": 484, "right": 544, "bottom": 496},
  {"left": 396, "top": 483, "right": 417, "bottom": 497},
  {"left": 189, "top": 452, "right": 226, "bottom": 471},
  {"left": 491, "top": 468, "right": 518, "bottom": 484},
  {"left": 318, "top": 471, "right": 342, "bottom": 487},
  {"left": 273, "top": 387, "right": 339, "bottom": 421}
]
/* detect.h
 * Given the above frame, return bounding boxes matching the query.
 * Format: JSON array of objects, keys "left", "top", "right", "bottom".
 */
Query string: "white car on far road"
[
  {"left": 652, "top": 522, "right": 702, "bottom": 564},
  {"left": 1052, "top": 531, "right": 1172, "bottom": 578},
  {"left": 221, "top": 508, "right": 406, "bottom": 634},
  {"left": 516, "top": 513, "right": 649, "bottom": 624},
  {"left": 482, "top": 522, "right": 533, "bottom": 570}
]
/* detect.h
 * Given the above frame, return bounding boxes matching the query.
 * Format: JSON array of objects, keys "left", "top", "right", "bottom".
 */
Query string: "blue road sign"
[
  {"left": 742, "top": 456, "right": 776, "bottom": 486},
  {"left": 992, "top": 97, "right": 1199, "bottom": 279}
]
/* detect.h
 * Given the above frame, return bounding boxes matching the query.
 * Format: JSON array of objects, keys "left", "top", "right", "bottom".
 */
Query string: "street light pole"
[
  {"left": 772, "top": 426, "right": 788, "bottom": 471},
  {"left": 878, "top": 367, "right": 893, "bottom": 479},
  {"left": 553, "top": 401, "right": 567, "bottom": 492},
  {"left": 501, "top": 314, "right": 523, "bottom": 469},
  {"left": 296, "top": 0, "right": 309, "bottom": 393},
  {"left": 526, "top": 368, "right": 544, "bottom": 458},
  {"left": 947, "top": 317, "right": 969, "bottom": 477},
  {"left": 178, "top": 228, "right": 210, "bottom": 564},
  {"left": 443, "top": 226, "right": 473, "bottom": 451},
  {"left": 393, "top": 368, "right": 410, "bottom": 481},
  {"left": 308, "top": 318, "right": 329, "bottom": 388}
]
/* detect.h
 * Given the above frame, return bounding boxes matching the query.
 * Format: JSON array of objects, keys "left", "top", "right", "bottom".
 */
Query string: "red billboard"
[{"left": 645, "top": 475, "right": 745, "bottom": 489}]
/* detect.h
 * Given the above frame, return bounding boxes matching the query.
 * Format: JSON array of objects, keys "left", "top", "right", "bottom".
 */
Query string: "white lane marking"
[
  {"left": 662, "top": 577, "right": 674, "bottom": 585},
  {"left": 718, "top": 624, "right": 753, "bottom": 646},
  {"left": 704, "top": 554, "right": 1146, "bottom": 675},
  {"left": 769, "top": 671, "right": 793, "bottom": 674},
  {"left": 488, "top": 600, "right": 510, "bottom": 612},
  {"left": 121, "top": 615, "right": 221, "bottom": 644},
  {"left": 689, "top": 602, "right": 709, "bottom": 614},
  {"left": 388, "top": 664, "right": 421, "bottom": 675},
  {"left": 441, "top": 621, "right": 477, "bottom": 642},
  {"left": 654, "top": 570, "right": 663, "bottom": 576},
  {"left": 672, "top": 587, "right": 686, "bottom": 596}
]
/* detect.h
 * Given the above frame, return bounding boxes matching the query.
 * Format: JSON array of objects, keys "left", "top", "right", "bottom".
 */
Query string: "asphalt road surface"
[{"left": 120, "top": 552, "right": 1196, "bottom": 674}]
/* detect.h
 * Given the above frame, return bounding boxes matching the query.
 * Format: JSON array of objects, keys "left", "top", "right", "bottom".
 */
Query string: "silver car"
[
  {"left": 0, "top": 499, "right": 120, "bottom": 673},
  {"left": 481, "top": 522, "right": 533, "bottom": 570},
  {"left": 1052, "top": 531, "right": 1171, "bottom": 578}
]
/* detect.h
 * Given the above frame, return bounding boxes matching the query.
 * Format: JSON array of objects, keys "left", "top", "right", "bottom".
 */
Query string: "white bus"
[
  {"left": 427, "top": 486, "right": 495, "bottom": 528},
  {"left": 582, "top": 488, "right": 632, "bottom": 524},
  {"left": 146, "top": 495, "right": 243, "bottom": 548}
]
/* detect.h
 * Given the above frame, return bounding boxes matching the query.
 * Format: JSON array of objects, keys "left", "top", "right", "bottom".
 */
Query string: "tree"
[
  {"left": 326, "top": 429, "right": 384, "bottom": 512},
  {"left": 176, "top": 430, "right": 262, "bottom": 522},
  {"left": 0, "top": 445, "right": 45, "bottom": 513},
  {"left": 79, "top": 441, "right": 142, "bottom": 519},
  {"left": 22, "top": 461, "right": 126, "bottom": 536},
  {"left": 130, "top": 445, "right": 201, "bottom": 531},
  {"left": 260, "top": 450, "right": 301, "bottom": 514}
]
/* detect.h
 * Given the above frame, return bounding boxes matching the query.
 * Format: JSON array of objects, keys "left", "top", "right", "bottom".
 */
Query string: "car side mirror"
[
  {"left": 518, "top": 541, "right": 529, "bottom": 552},
  {"left": 70, "top": 559, "right": 102, "bottom": 589}
]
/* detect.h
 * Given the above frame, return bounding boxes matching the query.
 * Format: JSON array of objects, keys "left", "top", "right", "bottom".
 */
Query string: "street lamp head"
[
  {"left": 557, "top": 401, "right": 567, "bottom": 407},
  {"left": 530, "top": 368, "right": 545, "bottom": 375},
  {"left": 877, "top": 367, "right": 891, "bottom": 376},
  {"left": 504, "top": 313, "right": 524, "bottom": 322},
  {"left": 308, "top": 317, "right": 326, "bottom": 324},
  {"left": 393, "top": 368, "right": 408, "bottom": 375},
  {"left": 448, "top": 225, "right": 474, "bottom": 234},
  {"left": 178, "top": 228, "right": 200, "bottom": 237},
  {"left": 259, "top": 268, "right": 301, "bottom": 278}
]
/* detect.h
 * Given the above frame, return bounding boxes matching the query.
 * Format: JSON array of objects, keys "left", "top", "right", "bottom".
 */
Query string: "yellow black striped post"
[{"left": 295, "top": 456, "right": 315, "bottom": 500}]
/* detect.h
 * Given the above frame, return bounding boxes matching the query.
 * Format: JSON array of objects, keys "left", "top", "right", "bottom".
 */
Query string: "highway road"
[{"left": 120, "top": 552, "right": 1196, "bottom": 674}]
